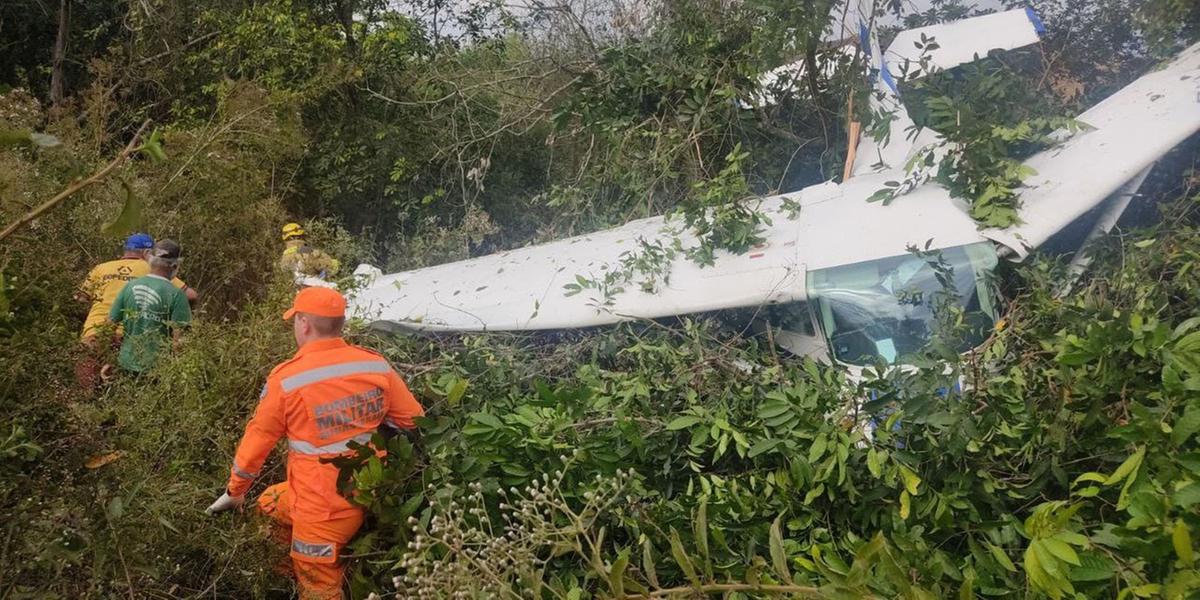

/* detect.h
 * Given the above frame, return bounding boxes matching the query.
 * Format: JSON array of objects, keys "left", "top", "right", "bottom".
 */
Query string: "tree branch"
[{"left": 0, "top": 120, "right": 151, "bottom": 243}]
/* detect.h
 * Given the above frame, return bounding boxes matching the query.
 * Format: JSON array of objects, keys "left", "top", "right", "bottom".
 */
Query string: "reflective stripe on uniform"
[
  {"left": 288, "top": 432, "right": 373, "bottom": 455},
  {"left": 292, "top": 538, "right": 334, "bottom": 558},
  {"left": 232, "top": 464, "right": 258, "bottom": 479},
  {"left": 280, "top": 360, "right": 392, "bottom": 392}
]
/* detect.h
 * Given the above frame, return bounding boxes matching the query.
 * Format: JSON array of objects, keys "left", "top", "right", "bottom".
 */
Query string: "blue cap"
[{"left": 124, "top": 233, "right": 154, "bottom": 250}]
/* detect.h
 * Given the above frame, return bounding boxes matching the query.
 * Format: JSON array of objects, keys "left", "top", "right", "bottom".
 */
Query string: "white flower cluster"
[{"left": 388, "top": 460, "right": 639, "bottom": 598}]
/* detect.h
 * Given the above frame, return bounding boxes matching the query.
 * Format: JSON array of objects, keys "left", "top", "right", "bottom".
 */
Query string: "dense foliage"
[
  {"left": 323, "top": 190, "right": 1200, "bottom": 598},
  {"left": 1, "top": 0, "right": 1198, "bottom": 598}
]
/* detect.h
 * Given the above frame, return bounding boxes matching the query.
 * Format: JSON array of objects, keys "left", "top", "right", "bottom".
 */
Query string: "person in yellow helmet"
[{"left": 279, "top": 223, "right": 340, "bottom": 284}]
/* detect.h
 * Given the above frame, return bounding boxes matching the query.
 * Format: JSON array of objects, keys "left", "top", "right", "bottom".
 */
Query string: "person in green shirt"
[{"left": 108, "top": 239, "right": 192, "bottom": 373}]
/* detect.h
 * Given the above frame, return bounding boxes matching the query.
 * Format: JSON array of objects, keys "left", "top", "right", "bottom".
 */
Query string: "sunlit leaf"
[
  {"left": 101, "top": 178, "right": 143, "bottom": 237},
  {"left": 769, "top": 514, "right": 792, "bottom": 584},
  {"left": 668, "top": 528, "right": 700, "bottom": 587},
  {"left": 1173, "top": 519, "right": 1194, "bottom": 566},
  {"left": 140, "top": 128, "right": 167, "bottom": 162},
  {"left": 1042, "top": 538, "right": 1081, "bottom": 566},
  {"left": 1105, "top": 446, "right": 1145, "bottom": 486},
  {"left": 666, "top": 415, "right": 701, "bottom": 430},
  {"left": 694, "top": 498, "right": 710, "bottom": 578},
  {"left": 446, "top": 378, "right": 467, "bottom": 406},
  {"left": 986, "top": 541, "right": 1017, "bottom": 572},
  {"left": 641, "top": 538, "right": 659, "bottom": 588},
  {"left": 898, "top": 463, "right": 922, "bottom": 495},
  {"left": 607, "top": 547, "right": 629, "bottom": 596}
]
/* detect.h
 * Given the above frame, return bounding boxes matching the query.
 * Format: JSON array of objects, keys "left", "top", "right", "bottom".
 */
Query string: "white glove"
[{"left": 205, "top": 491, "right": 245, "bottom": 515}]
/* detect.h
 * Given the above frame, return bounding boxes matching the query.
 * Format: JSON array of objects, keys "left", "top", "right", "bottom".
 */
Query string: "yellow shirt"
[
  {"left": 80, "top": 258, "right": 186, "bottom": 339},
  {"left": 279, "top": 243, "right": 340, "bottom": 278}
]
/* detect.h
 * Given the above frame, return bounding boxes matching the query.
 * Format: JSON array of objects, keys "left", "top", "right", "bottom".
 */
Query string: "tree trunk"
[
  {"left": 335, "top": 0, "right": 357, "bottom": 55},
  {"left": 50, "top": 0, "right": 70, "bottom": 108}
]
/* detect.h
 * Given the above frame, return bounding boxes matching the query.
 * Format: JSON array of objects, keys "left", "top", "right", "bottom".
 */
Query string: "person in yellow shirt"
[
  {"left": 279, "top": 223, "right": 340, "bottom": 284},
  {"left": 74, "top": 233, "right": 198, "bottom": 387}
]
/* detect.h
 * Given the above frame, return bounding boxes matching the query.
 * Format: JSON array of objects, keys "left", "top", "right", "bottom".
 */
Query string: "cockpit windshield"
[{"left": 806, "top": 243, "right": 999, "bottom": 366}]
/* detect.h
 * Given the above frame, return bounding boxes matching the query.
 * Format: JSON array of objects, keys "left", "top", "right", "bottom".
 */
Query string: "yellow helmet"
[{"left": 281, "top": 222, "right": 306, "bottom": 241}]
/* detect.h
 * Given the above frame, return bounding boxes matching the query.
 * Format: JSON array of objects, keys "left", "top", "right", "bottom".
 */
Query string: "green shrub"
[{"left": 333, "top": 194, "right": 1200, "bottom": 598}]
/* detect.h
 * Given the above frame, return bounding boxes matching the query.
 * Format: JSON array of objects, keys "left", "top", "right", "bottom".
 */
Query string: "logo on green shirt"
[{"left": 109, "top": 275, "right": 192, "bottom": 372}]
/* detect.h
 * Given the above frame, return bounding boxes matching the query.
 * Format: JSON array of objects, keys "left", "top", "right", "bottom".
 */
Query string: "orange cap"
[{"left": 283, "top": 287, "right": 347, "bottom": 320}]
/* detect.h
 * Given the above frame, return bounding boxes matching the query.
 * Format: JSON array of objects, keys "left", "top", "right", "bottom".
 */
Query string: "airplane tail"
[{"left": 846, "top": 5, "right": 1045, "bottom": 177}]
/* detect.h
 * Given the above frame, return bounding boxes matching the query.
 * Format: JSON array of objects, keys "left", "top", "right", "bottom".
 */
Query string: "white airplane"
[{"left": 347, "top": 3, "right": 1200, "bottom": 380}]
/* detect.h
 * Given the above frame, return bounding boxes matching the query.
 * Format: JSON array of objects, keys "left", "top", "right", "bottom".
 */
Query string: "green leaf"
[
  {"left": 667, "top": 415, "right": 702, "bottom": 431},
  {"left": 694, "top": 498, "right": 710, "bottom": 578},
  {"left": 608, "top": 547, "right": 629, "bottom": 596},
  {"left": 807, "top": 434, "right": 828, "bottom": 463},
  {"left": 473, "top": 412, "right": 504, "bottom": 427},
  {"left": 769, "top": 514, "right": 792, "bottom": 584},
  {"left": 0, "top": 128, "right": 58, "bottom": 149},
  {"left": 757, "top": 402, "right": 792, "bottom": 419},
  {"left": 0, "top": 129, "right": 32, "bottom": 148},
  {"left": 959, "top": 572, "right": 976, "bottom": 600},
  {"left": 139, "top": 128, "right": 167, "bottom": 162},
  {"left": 1174, "top": 404, "right": 1200, "bottom": 446},
  {"left": 1042, "top": 538, "right": 1081, "bottom": 566},
  {"left": 900, "top": 489, "right": 911, "bottom": 520},
  {"left": 1068, "top": 553, "right": 1114, "bottom": 582},
  {"left": 101, "top": 178, "right": 143, "bottom": 237},
  {"left": 1172, "top": 483, "right": 1200, "bottom": 508},
  {"left": 1024, "top": 543, "right": 1060, "bottom": 599},
  {"left": 1050, "top": 531, "right": 1089, "bottom": 547},
  {"left": 867, "top": 188, "right": 894, "bottom": 204},
  {"left": 446, "top": 378, "right": 468, "bottom": 406},
  {"left": 641, "top": 538, "right": 659, "bottom": 588},
  {"left": 669, "top": 528, "right": 700, "bottom": 587},
  {"left": 867, "top": 448, "right": 882, "bottom": 478},
  {"left": 1105, "top": 446, "right": 1145, "bottom": 486},
  {"left": 748, "top": 438, "right": 780, "bottom": 458},
  {"left": 804, "top": 483, "right": 825, "bottom": 505},
  {"left": 1174, "top": 519, "right": 1194, "bottom": 566},
  {"left": 1073, "top": 472, "right": 1108, "bottom": 485},
  {"left": 986, "top": 541, "right": 1017, "bottom": 572},
  {"left": 1165, "top": 331, "right": 1200, "bottom": 385},
  {"left": 898, "top": 463, "right": 922, "bottom": 495}
]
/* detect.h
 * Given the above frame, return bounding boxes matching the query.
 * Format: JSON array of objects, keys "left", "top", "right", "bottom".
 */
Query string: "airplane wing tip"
[{"left": 1023, "top": 7, "right": 1046, "bottom": 36}]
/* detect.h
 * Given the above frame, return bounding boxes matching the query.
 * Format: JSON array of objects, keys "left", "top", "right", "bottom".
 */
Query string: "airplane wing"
[
  {"left": 851, "top": 8, "right": 1043, "bottom": 176},
  {"left": 883, "top": 9, "right": 1043, "bottom": 82},
  {"left": 982, "top": 42, "right": 1200, "bottom": 258},
  {"left": 351, "top": 197, "right": 809, "bottom": 332},
  {"left": 349, "top": 175, "right": 987, "bottom": 331}
]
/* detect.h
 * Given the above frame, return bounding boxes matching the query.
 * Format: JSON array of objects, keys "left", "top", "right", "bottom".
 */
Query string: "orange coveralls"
[{"left": 226, "top": 337, "right": 424, "bottom": 600}]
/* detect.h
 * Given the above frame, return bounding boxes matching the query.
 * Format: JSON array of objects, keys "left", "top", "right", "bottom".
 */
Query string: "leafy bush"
[
  {"left": 333, "top": 194, "right": 1200, "bottom": 598},
  {"left": 1, "top": 2, "right": 1198, "bottom": 599},
  {"left": 0, "top": 81, "right": 303, "bottom": 597}
]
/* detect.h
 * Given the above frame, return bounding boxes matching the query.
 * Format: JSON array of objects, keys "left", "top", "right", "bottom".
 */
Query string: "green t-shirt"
[{"left": 108, "top": 274, "right": 192, "bottom": 373}]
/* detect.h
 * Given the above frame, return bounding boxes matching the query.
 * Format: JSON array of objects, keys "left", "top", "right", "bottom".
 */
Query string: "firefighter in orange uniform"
[{"left": 205, "top": 287, "right": 424, "bottom": 600}]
